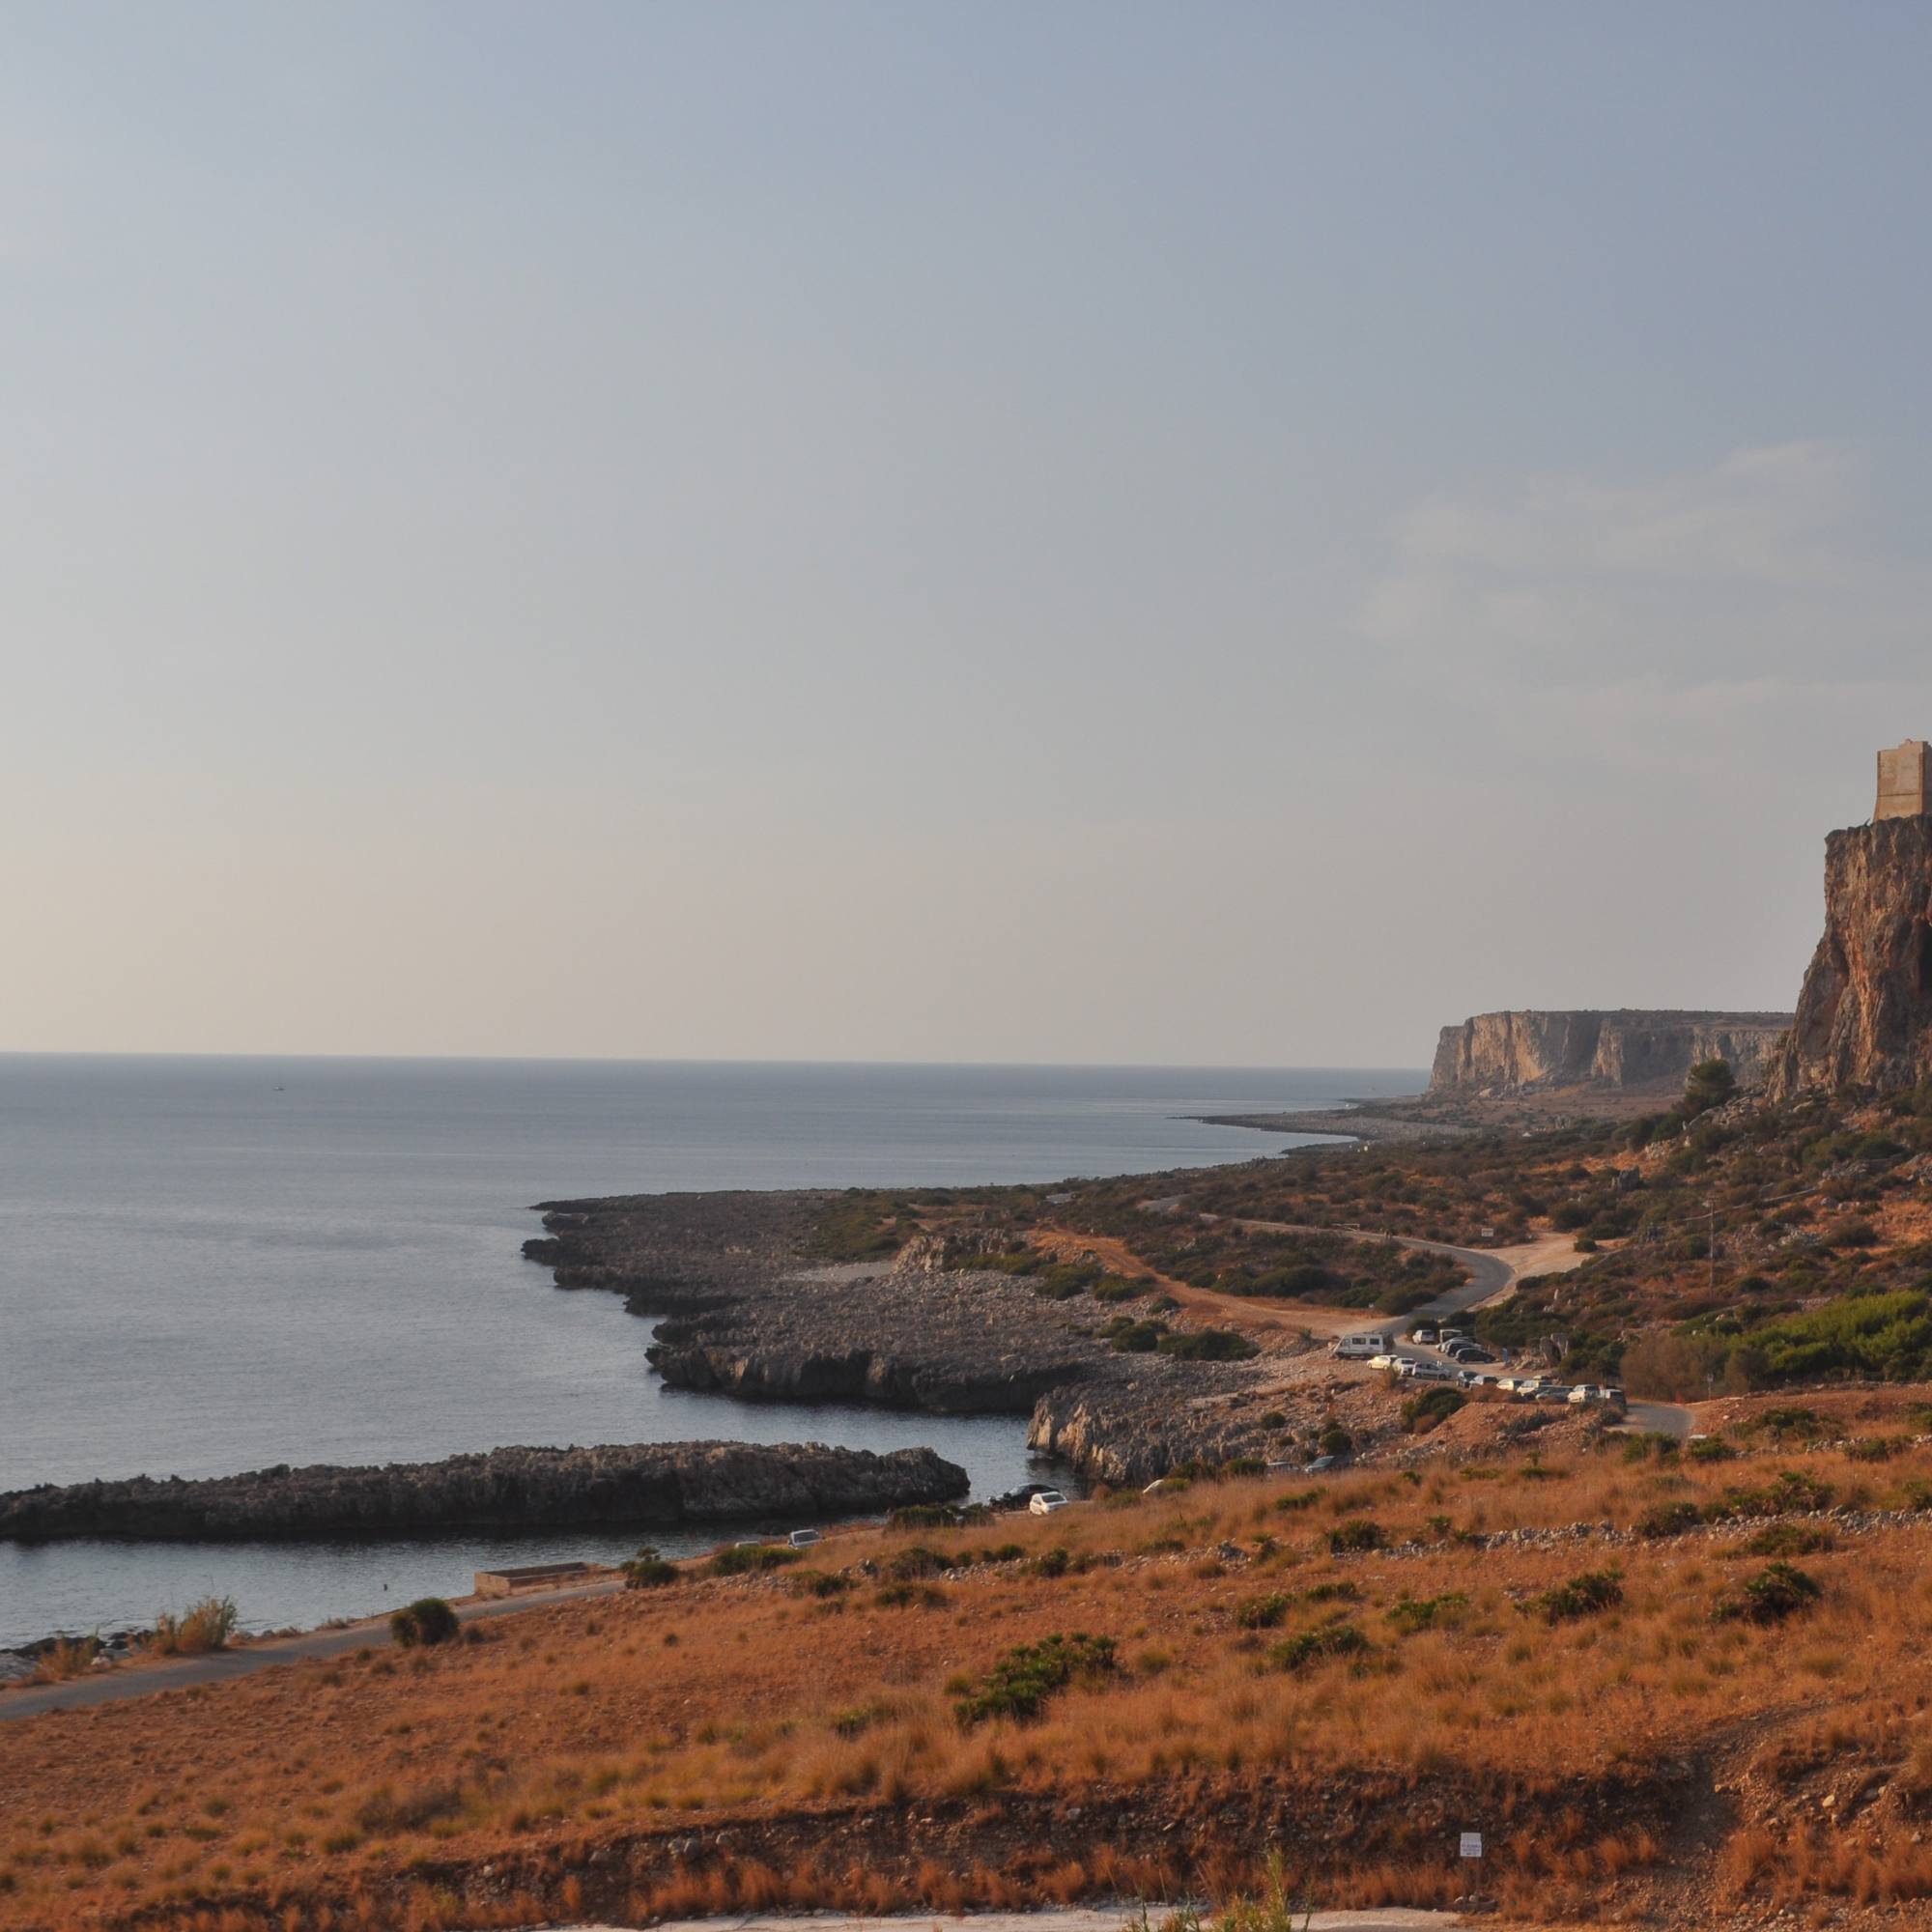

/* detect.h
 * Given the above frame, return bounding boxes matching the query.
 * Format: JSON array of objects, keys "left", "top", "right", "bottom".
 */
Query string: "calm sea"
[{"left": 0, "top": 1056, "right": 1417, "bottom": 1645}]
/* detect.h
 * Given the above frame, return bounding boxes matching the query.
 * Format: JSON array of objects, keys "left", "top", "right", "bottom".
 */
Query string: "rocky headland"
[
  {"left": 523, "top": 1194, "right": 1291, "bottom": 1481},
  {"left": 0, "top": 1440, "right": 967, "bottom": 1542},
  {"left": 1772, "top": 814, "right": 1932, "bottom": 1097}
]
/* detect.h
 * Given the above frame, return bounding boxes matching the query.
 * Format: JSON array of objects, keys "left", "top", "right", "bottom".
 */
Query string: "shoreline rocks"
[{"left": 0, "top": 1441, "right": 968, "bottom": 1543}]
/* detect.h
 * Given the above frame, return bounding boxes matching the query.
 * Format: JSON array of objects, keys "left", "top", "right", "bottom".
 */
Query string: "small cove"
[{"left": 0, "top": 1056, "right": 1417, "bottom": 1644}]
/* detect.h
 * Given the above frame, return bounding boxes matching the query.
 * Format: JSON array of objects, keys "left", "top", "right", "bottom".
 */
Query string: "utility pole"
[{"left": 1706, "top": 1199, "right": 1718, "bottom": 1295}]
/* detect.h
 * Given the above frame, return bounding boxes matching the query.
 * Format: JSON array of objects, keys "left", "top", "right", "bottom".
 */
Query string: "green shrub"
[
  {"left": 1268, "top": 1618, "right": 1369, "bottom": 1671},
  {"left": 886, "top": 1545, "right": 952, "bottom": 1580},
  {"left": 953, "top": 1632, "right": 1118, "bottom": 1723},
  {"left": 706, "top": 1542, "right": 801, "bottom": 1577},
  {"left": 619, "top": 1545, "right": 678, "bottom": 1588},
  {"left": 1327, "top": 1518, "right": 1383, "bottom": 1554},
  {"left": 790, "top": 1570, "right": 853, "bottom": 1599},
  {"left": 1303, "top": 1579, "right": 1362, "bottom": 1604},
  {"left": 1523, "top": 1568, "right": 1623, "bottom": 1624},
  {"left": 388, "top": 1598, "right": 459, "bottom": 1648},
  {"left": 1401, "top": 1385, "right": 1466, "bottom": 1434},
  {"left": 873, "top": 1581, "right": 948, "bottom": 1609},
  {"left": 1637, "top": 1500, "right": 1703, "bottom": 1540},
  {"left": 1386, "top": 1591, "right": 1468, "bottom": 1634},
  {"left": 1104, "top": 1317, "right": 1167, "bottom": 1353},
  {"left": 1716, "top": 1561, "right": 1822, "bottom": 1624},
  {"left": 1747, "top": 1291, "right": 1932, "bottom": 1383},
  {"left": 1735, "top": 1522, "right": 1834, "bottom": 1559},
  {"left": 1233, "top": 1592, "right": 1293, "bottom": 1631},
  {"left": 1157, "top": 1326, "right": 1259, "bottom": 1361}
]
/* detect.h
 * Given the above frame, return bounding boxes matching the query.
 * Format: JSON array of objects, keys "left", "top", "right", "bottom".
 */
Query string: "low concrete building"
[{"left": 473, "top": 1560, "right": 603, "bottom": 1598}]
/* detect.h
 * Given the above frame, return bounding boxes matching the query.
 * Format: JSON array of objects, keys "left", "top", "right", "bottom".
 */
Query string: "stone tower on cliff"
[
  {"left": 1875, "top": 739, "right": 1932, "bottom": 820},
  {"left": 1769, "top": 742, "right": 1932, "bottom": 1097}
]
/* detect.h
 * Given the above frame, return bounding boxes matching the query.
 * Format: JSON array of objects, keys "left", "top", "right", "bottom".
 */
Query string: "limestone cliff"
[
  {"left": 1429, "top": 1009, "right": 1791, "bottom": 1098},
  {"left": 1771, "top": 816, "right": 1932, "bottom": 1097}
]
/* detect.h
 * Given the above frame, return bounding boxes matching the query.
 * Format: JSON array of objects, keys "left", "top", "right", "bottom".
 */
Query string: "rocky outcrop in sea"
[{"left": 0, "top": 1441, "right": 968, "bottom": 1542}]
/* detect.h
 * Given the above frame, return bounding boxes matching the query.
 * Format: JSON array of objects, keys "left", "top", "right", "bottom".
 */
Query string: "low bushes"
[
  {"left": 1715, "top": 1561, "right": 1822, "bottom": 1625},
  {"left": 1387, "top": 1590, "right": 1467, "bottom": 1634},
  {"left": 1233, "top": 1592, "right": 1292, "bottom": 1631},
  {"left": 388, "top": 1598, "right": 459, "bottom": 1648},
  {"left": 1523, "top": 1568, "right": 1623, "bottom": 1625},
  {"left": 148, "top": 1595, "right": 239, "bottom": 1657},
  {"left": 953, "top": 1632, "right": 1118, "bottom": 1724},
  {"left": 622, "top": 1546, "right": 678, "bottom": 1589},
  {"left": 1268, "top": 1618, "right": 1369, "bottom": 1671},
  {"left": 32, "top": 1635, "right": 99, "bottom": 1683},
  {"left": 1327, "top": 1518, "right": 1383, "bottom": 1554},
  {"left": 1401, "top": 1385, "right": 1466, "bottom": 1434},
  {"left": 707, "top": 1543, "right": 801, "bottom": 1577}
]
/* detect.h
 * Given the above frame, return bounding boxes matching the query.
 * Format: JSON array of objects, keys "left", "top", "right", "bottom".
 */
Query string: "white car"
[
  {"left": 1370, "top": 1353, "right": 1401, "bottom": 1372},
  {"left": 787, "top": 1527, "right": 822, "bottom": 1548},
  {"left": 1029, "top": 1490, "right": 1070, "bottom": 1516}
]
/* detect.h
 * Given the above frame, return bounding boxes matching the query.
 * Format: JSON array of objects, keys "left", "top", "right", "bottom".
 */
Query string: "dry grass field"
[{"left": 12, "top": 1401, "right": 1932, "bottom": 1931}]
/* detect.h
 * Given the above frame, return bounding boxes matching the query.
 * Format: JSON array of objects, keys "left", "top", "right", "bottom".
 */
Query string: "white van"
[{"left": 1334, "top": 1332, "right": 1394, "bottom": 1360}]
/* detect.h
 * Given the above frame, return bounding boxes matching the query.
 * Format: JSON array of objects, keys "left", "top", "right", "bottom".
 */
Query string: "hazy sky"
[{"left": 7, "top": 2, "right": 1932, "bottom": 1066}]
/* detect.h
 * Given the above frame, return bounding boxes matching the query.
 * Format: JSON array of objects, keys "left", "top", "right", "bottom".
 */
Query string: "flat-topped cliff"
[
  {"left": 1772, "top": 816, "right": 1932, "bottom": 1097},
  {"left": 1429, "top": 1009, "right": 1791, "bottom": 1098}
]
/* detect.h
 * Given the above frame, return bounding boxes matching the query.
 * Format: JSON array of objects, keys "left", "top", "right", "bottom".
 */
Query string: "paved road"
[
  {"left": 1234, "top": 1218, "right": 1696, "bottom": 1436},
  {"left": 0, "top": 1572, "right": 629, "bottom": 1722}
]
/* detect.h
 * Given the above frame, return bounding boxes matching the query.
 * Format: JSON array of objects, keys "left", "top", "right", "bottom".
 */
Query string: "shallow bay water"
[{"left": 0, "top": 1056, "right": 1416, "bottom": 1642}]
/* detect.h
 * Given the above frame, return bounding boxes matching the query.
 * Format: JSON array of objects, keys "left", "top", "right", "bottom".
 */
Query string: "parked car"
[
  {"left": 1334, "top": 1331, "right": 1395, "bottom": 1360},
  {"left": 1370, "top": 1352, "right": 1401, "bottom": 1371},
  {"left": 1410, "top": 1326, "right": 1439, "bottom": 1346},
  {"left": 1443, "top": 1340, "right": 1484, "bottom": 1360},
  {"left": 1533, "top": 1384, "right": 1575, "bottom": 1403},
  {"left": 1497, "top": 1375, "right": 1536, "bottom": 1393},
  {"left": 787, "top": 1527, "right": 822, "bottom": 1548},
  {"left": 1304, "top": 1454, "right": 1348, "bottom": 1475},
  {"left": 1029, "top": 1489, "right": 1070, "bottom": 1516},
  {"left": 1603, "top": 1386, "right": 1629, "bottom": 1410},
  {"left": 1437, "top": 1328, "right": 1467, "bottom": 1345}
]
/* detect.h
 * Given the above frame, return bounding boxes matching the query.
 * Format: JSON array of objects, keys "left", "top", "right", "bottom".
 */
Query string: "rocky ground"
[
  {"left": 0, "top": 1441, "right": 966, "bottom": 1541},
  {"left": 522, "top": 1191, "right": 1340, "bottom": 1482}
]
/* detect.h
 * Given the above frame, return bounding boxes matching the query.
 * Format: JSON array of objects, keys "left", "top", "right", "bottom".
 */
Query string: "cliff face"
[
  {"left": 1429, "top": 1009, "right": 1791, "bottom": 1098},
  {"left": 1770, "top": 817, "right": 1932, "bottom": 1098}
]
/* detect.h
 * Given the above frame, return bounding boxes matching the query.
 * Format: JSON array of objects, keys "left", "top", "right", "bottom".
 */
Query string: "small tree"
[
  {"left": 1683, "top": 1057, "right": 1737, "bottom": 1119},
  {"left": 389, "top": 1597, "right": 460, "bottom": 1647}
]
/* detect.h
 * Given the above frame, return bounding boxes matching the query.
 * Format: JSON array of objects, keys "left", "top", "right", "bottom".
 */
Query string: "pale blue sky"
[{"left": 6, "top": 3, "right": 1930, "bottom": 1063}]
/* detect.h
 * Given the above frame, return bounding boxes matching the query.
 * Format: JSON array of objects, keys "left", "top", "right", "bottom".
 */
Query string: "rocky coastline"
[
  {"left": 522, "top": 1190, "right": 1301, "bottom": 1482},
  {"left": 0, "top": 1440, "right": 967, "bottom": 1543}
]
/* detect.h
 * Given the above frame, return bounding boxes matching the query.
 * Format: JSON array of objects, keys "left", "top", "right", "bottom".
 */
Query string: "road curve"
[{"left": 0, "top": 1572, "right": 629, "bottom": 1722}]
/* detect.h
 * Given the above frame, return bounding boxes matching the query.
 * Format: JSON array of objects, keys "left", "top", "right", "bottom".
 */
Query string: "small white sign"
[{"left": 1460, "top": 1832, "right": 1483, "bottom": 1860}]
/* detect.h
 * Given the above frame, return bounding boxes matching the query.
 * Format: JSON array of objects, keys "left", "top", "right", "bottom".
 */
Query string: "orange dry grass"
[{"left": 7, "top": 1441, "right": 1932, "bottom": 1928}]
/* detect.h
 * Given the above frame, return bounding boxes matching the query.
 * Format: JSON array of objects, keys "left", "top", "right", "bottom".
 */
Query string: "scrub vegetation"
[{"left": 13, "top": 1427, "right": 1932, "bottom": 1929}]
